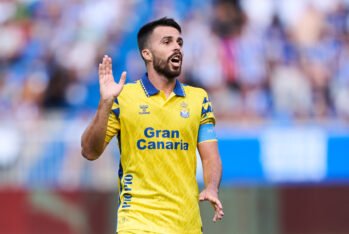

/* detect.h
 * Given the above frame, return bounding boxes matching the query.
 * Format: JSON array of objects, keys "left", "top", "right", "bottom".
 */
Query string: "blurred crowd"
[{"left": 1, "top": 0, "right": 349, "bottom": 123}]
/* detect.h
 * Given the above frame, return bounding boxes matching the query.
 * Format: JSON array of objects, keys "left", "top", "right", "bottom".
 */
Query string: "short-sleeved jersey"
[{"left": 105, "top": 74, "right": 216, "bottom": 234}]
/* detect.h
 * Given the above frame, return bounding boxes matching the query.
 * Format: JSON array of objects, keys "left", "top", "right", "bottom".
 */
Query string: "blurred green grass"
[{"left": 200, "top": 187, "right": 279, "bottom": 234}]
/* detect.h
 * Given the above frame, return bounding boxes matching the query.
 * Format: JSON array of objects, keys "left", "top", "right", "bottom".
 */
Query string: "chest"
[{"left": 118, "top": 94, "right": 201, "bottom": 135}]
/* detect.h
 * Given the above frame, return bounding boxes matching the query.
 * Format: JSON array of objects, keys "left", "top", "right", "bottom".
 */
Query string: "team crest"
[
  {"left": 180, "top": 102, "right": 190, "bottom": 118},
  {"left": 139, "top": 104, "right": 150, "bottom": 114}
]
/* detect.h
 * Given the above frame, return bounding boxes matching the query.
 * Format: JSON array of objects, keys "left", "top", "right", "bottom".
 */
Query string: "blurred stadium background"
[{"left": 1, "top": 0, "right": 349, "bottom": 233}]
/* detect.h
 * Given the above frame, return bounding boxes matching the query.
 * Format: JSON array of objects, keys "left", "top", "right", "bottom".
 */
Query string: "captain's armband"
[{"left": 198, "top": 123, "right": 217, "bottom": 143}]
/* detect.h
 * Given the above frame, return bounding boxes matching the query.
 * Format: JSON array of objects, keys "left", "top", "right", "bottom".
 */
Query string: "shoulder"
[{"left": 182, "top": 84, "right": 209, "bottom": 97}]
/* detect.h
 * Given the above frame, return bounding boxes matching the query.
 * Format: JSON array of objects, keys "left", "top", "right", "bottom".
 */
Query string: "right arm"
[
  {"left": 81, "top": 55, "right": 126, "bottom": 160},
  {"left": 81, "top": 99, "right": 113, "bottom": 160}
]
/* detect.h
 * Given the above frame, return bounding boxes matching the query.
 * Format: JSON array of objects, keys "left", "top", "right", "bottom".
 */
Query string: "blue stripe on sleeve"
[
  {"left": 112, "top": 108, "right": 120, "bottom": 118},
  {"left": 201, "top": 104, "right": 212, "bottom": 116},
  {"left": 198, "top": 123, "right": 217, "bottom": 143}
]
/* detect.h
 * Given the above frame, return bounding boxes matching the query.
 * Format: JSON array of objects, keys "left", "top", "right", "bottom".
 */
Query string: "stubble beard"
[{"left": 152, "top": 54, "right": 182, "bottom": 80}]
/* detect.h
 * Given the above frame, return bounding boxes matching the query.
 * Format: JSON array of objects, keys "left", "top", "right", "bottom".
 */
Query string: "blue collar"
[{"left": 140, "top": 73, "right": 186, "bottom": 97}]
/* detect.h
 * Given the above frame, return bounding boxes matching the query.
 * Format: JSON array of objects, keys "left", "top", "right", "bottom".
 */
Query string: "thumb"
[{"left": 119, "top": 71, "right": 127, "bottom": 86}]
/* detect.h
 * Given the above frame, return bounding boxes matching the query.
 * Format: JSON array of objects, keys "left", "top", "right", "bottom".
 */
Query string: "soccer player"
[{"left": 81, "top": 17, "right": 224, "bottom": 234}]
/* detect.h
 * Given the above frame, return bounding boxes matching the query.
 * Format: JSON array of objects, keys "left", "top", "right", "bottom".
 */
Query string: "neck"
[{"left": 147, "top": 68, "right": 177, "bottom": 97}]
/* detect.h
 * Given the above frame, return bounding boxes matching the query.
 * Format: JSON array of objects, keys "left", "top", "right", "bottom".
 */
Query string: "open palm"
[{"left": 99, "top": 55, "right": 126, "bottom": 101}]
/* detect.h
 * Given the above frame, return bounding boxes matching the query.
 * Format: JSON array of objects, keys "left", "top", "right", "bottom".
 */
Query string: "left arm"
[{"left": 198, "top": 140, "right": 224, "bottom": 222}]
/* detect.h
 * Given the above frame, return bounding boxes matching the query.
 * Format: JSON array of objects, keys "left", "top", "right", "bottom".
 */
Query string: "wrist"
[
  {"left": 205, "top": 185, "right": 219, "bottom": 193},
  {"left": 100, "top": 94, "right": 115, "bottom": 102},
  {"left": 98, "top": 98, "right": 114, "bottom": 110}
]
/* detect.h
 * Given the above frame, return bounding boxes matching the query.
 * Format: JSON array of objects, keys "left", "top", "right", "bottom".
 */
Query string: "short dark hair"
[{"left": 137, "top": 17, "right": 181, "bottom": 56}]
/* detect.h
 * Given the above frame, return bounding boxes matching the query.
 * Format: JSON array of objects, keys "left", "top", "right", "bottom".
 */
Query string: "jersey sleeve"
[
  {"left": 198, "top": 123, "right": 217, "bottom": 143},
  {"left": 200, "top": 91, "right": 216, "bottom": 125},
  {"left": 105, "top": 100, "right": 121, "bottom": 143}
]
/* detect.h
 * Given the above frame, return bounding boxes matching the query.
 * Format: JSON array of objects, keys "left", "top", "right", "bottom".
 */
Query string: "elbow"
[
  {"left": 81, "top": 149, "right": 98, "bottom": 161},
  {"left": 81, "top": 144, "right": 100, "bottom": 161},
  {"left": 80, "top": 135, "right": 104, "bottom": 160}
]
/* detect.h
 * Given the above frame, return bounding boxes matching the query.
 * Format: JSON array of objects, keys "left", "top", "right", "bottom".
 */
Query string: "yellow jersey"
[{"left": 105, "top": 74, "right": 215, "bottom": 234}]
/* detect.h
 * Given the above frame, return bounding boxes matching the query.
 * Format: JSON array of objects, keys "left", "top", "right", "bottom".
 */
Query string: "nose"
[
  {"left": 173, "top": 47, "right": 182, "bottom": 57},
  {"left": 174, "top": 42, "right": 182, "bottom": 51}
]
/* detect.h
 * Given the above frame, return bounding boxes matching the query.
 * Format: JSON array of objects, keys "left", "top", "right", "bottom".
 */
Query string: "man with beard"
[{"left": 81, "top": 17, "right": 224, "bottom": 234}]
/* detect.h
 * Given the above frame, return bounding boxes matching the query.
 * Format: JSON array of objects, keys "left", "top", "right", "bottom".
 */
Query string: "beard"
[{"left": 152, "top": 53, "right": 182, "bottom": 79}]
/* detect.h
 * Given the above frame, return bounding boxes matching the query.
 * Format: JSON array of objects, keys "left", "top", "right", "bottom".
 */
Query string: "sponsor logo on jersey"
[
  {"left": 136, "top": 127, "right": 189, "bottom": 150},
  {"left": 139, "top": 104, "right": 150, "bottom": 114},
  {"left": 121, "top": 174, "right": 133, "bottom": 209}
]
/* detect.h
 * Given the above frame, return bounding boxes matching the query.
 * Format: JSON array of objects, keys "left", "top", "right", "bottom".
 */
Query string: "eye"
[{"left": 162, "top": 39, "right": 170, "bottom": 45}]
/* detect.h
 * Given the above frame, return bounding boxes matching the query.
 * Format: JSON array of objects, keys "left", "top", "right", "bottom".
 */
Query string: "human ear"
[{"left": 142, "top": 49, "right": 152, "bottom": 62}]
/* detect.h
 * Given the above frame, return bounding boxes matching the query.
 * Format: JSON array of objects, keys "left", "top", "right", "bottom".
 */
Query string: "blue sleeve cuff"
[{"left": 198, "top": 123, "right": 217, "bottom": 143}]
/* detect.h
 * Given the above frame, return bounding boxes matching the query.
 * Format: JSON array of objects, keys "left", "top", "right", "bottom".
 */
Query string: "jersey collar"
[{"left": 140, "top": 73, "right": 186, "bottom": 97}]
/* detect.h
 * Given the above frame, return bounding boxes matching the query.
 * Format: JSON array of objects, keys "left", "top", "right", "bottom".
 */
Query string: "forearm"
[
  {"left": 198, "top": 141, "right": 222, "bottom": 191},
  {"left": 81, "top": 99, "right": 113, "bottom": 160},
  {"left": 202, "top": 154, "right": 222, "bottom": 191},
  {"left": 198, "top": 141, "right": 224, "bottom": 222}
]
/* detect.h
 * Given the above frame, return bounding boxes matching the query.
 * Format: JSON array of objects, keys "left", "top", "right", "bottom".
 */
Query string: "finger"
[
  {"left": 214, "top": 202, "right": 223, "bottom": 212},
  {"left": 213, "top": 212, "right": 221, "bottom": 222},
  {"left": 99, "top": 62, "right": 106, "bottom": 80},
  {"left": 101, "top": 56, "right": 107, "bottom": 74},
  {"left": 212, "top": 202, "right": 224, "bottom": 220},
  {"left": 108, "top": 56, "right": 113, "bottom": 73},
  {"left": 98, "top": 63, "right": 103, "bottom": 78},
  {"left": 119, "top": 71, "right": 127, "bottom": 86},
  {"left": 214, "top": 203, "right": 224, "bottom": 215},
  {"left": 106, "top": 56, "right": 112, "bottom": 75},
  {"left": 213, "top": 205, "right": 224, "bottom": 217},
  {"left": 209, "top": 197, "right": 223, "bottom": 210},
  {"left": 102, "top": 55, "right": 108, "bottom": 66},
  {"left": 214, "top": 211, "right": 219, "bottom": 222},
  {"left": 216, "top": 208, "right": 224, "bottom": 217},
  {"left": 103, "top": 55, "right": 109, "bottom": 72},
  {"left": 213, "top": 210, "right": 223, "bottom": 222},
  {"left": 206, "top": 201, "right": 223, "bottom": 221},
  {"left": 103, "top": 55, "right": 109, "bottom": 75}
]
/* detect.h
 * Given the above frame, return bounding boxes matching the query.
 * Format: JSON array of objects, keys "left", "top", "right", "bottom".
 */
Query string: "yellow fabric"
[
  {"left": 117, "top": 231, "right": 159, "bottom": 234},
  {"left": 106, "top": 78, "right": 215, "bottom": 234},
  {"left": 198, "top": 139, "right": 217, "bottom": 144}
]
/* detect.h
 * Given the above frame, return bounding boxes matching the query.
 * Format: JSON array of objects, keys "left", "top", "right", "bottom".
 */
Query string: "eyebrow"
[{"left": 161, "top": 36, "right": 183, "bottom": 41}]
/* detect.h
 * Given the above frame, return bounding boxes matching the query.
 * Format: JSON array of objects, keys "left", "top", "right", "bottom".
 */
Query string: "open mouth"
[{"left": 169, "top": 54, "right": 182, "bottom": 67}]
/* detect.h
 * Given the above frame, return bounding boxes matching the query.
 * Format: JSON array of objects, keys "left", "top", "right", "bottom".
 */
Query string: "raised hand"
[
  {"left": 99, "top": 55, "right": 126, "bottom": 101},
  {"left": 199, "top": 188, "right": 224, "bottom": 222}
]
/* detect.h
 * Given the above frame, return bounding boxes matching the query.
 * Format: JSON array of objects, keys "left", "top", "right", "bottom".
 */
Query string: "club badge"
[{"left": 180, "top": 102, "right": 190, "bottom": 118}]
